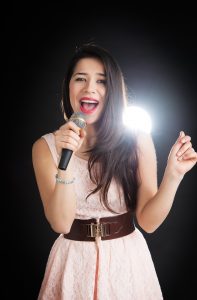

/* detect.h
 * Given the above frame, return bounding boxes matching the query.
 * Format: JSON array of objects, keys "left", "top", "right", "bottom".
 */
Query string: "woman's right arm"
[{"left": 32, "top": 121, "right": 86, "bottom": 234}]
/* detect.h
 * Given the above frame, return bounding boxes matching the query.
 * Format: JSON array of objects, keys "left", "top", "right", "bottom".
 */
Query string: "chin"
[
  {"left": 85, "top": 118, "right": 98, "bottom": 125},
  {"left": 79, "top": 111, "right": 99, "bottom": 124}
]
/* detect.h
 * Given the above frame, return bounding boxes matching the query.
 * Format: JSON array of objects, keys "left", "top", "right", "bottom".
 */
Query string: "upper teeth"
[{"left": 81, "top": 100, "right": 98, "bottom": 104}]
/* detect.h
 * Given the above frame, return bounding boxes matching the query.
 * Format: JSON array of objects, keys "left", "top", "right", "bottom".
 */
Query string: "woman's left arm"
[{"left": 135, "top": 131, "right": 197, "bottom": 233}]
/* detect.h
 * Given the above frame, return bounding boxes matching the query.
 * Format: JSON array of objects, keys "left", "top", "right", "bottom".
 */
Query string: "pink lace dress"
[{"left": 38, "top": 133, "right": 163, "bottom": 300}]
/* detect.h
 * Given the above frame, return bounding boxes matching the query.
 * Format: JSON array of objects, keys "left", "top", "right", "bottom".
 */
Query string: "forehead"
[{"left": 73, "top": 57, "right": 105, "bottom": 74}]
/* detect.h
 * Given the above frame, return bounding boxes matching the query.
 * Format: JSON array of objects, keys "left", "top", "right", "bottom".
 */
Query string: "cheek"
[
  {"left": 69, "top": 82, "right": 81, "bottom": 98},
  {"left": 69, "top": 90, "right": 74, "bottom": 107},
  {"left": 69, "top": 84, "right": 77, "bottom": 106},
  {"left": 100, "top": 86, "right": 106, "bottom": 98},
  {"left": 100, "top": 90, "right": 106, "bottom": 106}
]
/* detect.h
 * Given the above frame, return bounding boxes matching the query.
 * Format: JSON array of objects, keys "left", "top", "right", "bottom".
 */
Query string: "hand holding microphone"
[{"left": 54, "top": 112, "right": 87, "bottom": 170}]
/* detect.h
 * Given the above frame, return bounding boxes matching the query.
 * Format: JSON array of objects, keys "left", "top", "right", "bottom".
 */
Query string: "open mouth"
[{"left": 80, "top": 99, "right": 99, "bottom": 114}]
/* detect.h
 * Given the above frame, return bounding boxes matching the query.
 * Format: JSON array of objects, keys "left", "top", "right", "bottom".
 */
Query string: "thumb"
[
  {"left": 80, "top": 128, "right": 87, "bottom": 139},
  {"left": 178, "top": 130, "right": 185, "bottom": 140},
  {"left": 175, "top": 131, "right": 185, "bottom": 144},
  {"left": 169, "top": 131, "right": 185, "bottom": 158}
]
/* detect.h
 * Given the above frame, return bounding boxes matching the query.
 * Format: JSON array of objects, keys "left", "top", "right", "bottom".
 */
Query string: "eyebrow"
[{"left": 73, "top": 72, "right": 106, "bottom": 77}]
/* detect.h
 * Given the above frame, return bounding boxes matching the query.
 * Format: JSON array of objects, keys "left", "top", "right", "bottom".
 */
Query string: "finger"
[
  {"left": 177, "top": 131, "right": 185, "bottom": 142},
  {"left": 60, "top": 130, "right": 81, "bottom": 143},
  {"left": 171, "top": 132, "right": 192, "bottom": 157},
  {"left": 178, "top": 148, "right": 192, "bottom": 161},
  {"left": 170, "top": 131, "right": 187, "bottom": 157},
  {"left": 59, "top": 141, "right": 78, "bottom": 152},
  {"left": 63, "top": 136, "right": 80, "bottom": 147},
  {"left": 60, "top": 121, "right": 80, "bottom": 135},
  {"left": 180, "top": 135, "right": 191, "bottom": 144},
  {"left": 178, "top": 148, "right": 195, "bottom": 161},
  {"left": 180, "top": 149, "right": 197, "bottom": 160},
  {"left": 176, "top": 141, "right": 192, "bottom": 157},
  {"left": 180, "top": 130, "right": 185, "bottom": 137},
  {"left": 177, "top": 132, "right": 191, "bottom": 144},
  {"left": 68, "top": 121, "right": 82, "bottom": 134},
  {"left": 55, "top": 133, "right": 80, "bottom": 151},
  {"left": 80, "top": 128, "right": 87, "bottom": 138},
  {"left": 182, "top": 153, "right": 197, "bottom": 162}
]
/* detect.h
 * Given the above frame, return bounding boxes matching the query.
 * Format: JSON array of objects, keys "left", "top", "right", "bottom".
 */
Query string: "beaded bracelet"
[{"left": 55, "top": 174, "right": 75, "bottom": 185}]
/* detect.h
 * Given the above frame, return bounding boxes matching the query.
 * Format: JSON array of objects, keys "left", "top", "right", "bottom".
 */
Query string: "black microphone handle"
[{"left": 58, "top": 148, "right": 73, "bottom": 170}]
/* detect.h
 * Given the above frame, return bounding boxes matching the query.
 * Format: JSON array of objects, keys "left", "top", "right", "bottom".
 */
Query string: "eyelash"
[{"left": 75, "top": 77, "right": 106, "bottom": 84}]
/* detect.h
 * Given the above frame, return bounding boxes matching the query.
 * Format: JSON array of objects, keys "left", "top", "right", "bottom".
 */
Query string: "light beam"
[{"left": 123, "top": 106, "right": 152, "bottom": 133}]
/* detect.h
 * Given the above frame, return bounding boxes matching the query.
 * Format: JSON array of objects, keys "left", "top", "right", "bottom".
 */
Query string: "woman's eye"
[
  {"left": 75, "top": 77, "right": 86, "bottom": 81},
  {"left": 75, "top": 78, "right": 106, "bottom": 85},
  {"left": 98, "top": 79, "right": 106, "bottom": 85}
]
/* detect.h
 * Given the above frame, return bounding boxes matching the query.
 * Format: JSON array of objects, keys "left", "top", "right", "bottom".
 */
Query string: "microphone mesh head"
[{"left": 69, "top": 112, "right": 87, "bottom": 128}]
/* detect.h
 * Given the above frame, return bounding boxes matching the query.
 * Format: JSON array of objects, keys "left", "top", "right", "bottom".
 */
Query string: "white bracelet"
[{"left": 55, "top": 174, "right": 75, "bottom": 185}]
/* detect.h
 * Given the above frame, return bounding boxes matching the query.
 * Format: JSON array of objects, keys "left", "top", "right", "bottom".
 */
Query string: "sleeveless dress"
[{"left": 38, "top": 133, "right": 163, "bottom": 300}]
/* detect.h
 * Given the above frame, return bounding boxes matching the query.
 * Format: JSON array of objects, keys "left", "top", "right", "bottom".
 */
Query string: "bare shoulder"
[
  {"left": 32, "top": 137, "right": 46, "bottom": 151},
  {"left": 32, "top": 137, "right": 52, "bottom": 167},
  {"left": 32, "top": 137, "right": 49, "bottom": 155},
  {"left": 32, "top": 136, "right": 57, "bottom": 210}
]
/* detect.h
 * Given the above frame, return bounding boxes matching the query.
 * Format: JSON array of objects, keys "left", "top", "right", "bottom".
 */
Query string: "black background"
[{"left": 5, "top": 5, "right": 197, "bottom": 299}]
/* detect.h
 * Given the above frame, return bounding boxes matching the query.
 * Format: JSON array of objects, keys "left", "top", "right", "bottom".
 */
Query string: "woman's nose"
[{"left": 83, "top": 80, "right": 96, "bottom": 93}]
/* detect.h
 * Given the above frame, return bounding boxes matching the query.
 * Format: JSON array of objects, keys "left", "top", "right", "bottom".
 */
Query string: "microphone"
[{"left": 58, "top": 112, "right": 87, "bottom": 170}]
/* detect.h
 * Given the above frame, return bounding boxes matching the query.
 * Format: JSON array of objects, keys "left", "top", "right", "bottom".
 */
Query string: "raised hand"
[{"left": 166, "top": 131, "right": 197, "bottom": 179}]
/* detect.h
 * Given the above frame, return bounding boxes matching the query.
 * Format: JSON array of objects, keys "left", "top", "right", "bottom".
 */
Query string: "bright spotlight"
[{"left": 122, "top": 106, "right": 152, "bottom": 133}]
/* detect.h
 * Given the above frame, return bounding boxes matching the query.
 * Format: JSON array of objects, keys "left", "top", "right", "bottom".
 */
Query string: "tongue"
[{"left": 83, "top": 103, "right": 97, "bottom": 111}]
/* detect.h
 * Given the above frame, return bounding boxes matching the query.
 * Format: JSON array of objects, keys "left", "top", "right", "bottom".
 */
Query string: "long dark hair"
[{"left": 62, "top": 44, "right": 139, "bottom": 213}]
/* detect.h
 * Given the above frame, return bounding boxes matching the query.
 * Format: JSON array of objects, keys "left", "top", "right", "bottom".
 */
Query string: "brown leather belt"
[{"left": 64, "top": 210, "right": 135, "bottom": 242}]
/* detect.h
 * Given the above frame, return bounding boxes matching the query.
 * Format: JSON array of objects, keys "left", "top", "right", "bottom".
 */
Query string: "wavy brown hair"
[{"left": 62, "top": 44, "right": 139, "bottom": 213}]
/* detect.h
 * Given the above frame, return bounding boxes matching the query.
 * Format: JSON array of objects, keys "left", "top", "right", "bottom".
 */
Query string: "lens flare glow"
[{"left": 123, "top": 106, "right": 152, "bottom": 133}]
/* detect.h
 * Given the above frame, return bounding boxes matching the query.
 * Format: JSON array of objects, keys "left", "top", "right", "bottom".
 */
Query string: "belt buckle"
[{"left": 87, "top": 222, "right": 110, "bottom": 238}]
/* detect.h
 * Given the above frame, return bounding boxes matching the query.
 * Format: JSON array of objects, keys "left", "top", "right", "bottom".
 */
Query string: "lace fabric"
[{"left": 38, "top": 133, "right": 163, "bottom": 299}]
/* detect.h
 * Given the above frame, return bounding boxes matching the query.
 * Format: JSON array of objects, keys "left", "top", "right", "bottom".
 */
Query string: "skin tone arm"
[
  {"left": 32, "top": 121, "right": 86, "bottom": 233},
  {"left": 136, "top": 131, "right": 197, "bottom": 233}
]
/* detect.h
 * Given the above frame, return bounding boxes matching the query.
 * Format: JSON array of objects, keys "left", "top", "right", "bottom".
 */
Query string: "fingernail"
[{"left": 180, "top": 131, "right": 184, "bottom": 137}]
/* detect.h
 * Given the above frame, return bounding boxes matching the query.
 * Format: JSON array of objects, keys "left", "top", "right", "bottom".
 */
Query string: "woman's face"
[{"left": 69, "top": 57, "right": 106, "bottom": 124}]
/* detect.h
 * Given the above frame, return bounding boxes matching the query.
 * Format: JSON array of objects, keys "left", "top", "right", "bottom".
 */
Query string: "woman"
[{"left": 32, "top": 44, "right": 197, "bottom": 299}]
